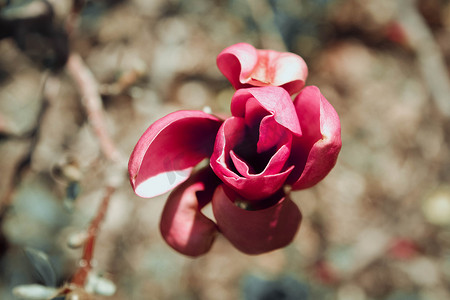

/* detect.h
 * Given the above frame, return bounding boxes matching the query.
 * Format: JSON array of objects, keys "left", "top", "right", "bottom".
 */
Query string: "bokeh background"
[{"left": 1, "top": 0, "right": 450, "bottom": 299}]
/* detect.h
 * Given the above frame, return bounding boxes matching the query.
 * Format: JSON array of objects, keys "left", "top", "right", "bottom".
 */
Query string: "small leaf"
[{"left": 24, "top": 247, "right": 57, "bottom": 287}]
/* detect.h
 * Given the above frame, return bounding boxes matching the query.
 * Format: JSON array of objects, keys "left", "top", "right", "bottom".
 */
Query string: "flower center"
[{"left": 232, "top": 120, "right": 277, "bottom": 175}]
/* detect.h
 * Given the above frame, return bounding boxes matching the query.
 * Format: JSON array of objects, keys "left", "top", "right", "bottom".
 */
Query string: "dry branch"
[
  {"left": 71, "top": 186, "right": 115, "bottom": 287},
  {"left": 66, "top": 53, "right": 124, "bottom": 162},
  {"left": 397, "top": 0, "right": 450, "bottom": 118}
]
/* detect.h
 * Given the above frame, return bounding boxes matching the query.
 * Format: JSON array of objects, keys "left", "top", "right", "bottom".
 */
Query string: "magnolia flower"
[
  {"left": 128, "top": 86, "right": 341, "bottom": 256},
  {"left": 217, "top": 43, "right": 308, "bottom": 95}
]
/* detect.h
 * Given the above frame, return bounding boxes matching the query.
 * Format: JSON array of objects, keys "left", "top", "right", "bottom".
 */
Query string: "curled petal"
[
  {"left": 160, "top": 168, "right": 220, "bottom": 257},
  {"left": 216, "top": 43, "right": 258, "bottom": 90},
  {"left": 230, "top": 150, "right": 253, "bottom": 175},
  {"left": 210, "top": 117, "right": 294, "bottom": 200},
  {"left": 209, "top": 117, "right": 246, "bottom": 179},
  {"left": 288, "top": 86, "right": 342, "bottom": 189},
  {"left": 230, "top": 145, "right": 292, "bottom": 177},
  {"left": 217, "top": 43, "right": 308, "bottom": 95},
  {"left": 219, "top": 167, "right": 294, "bottom": 201},
  {"left": 231, "top": 87, "right": 301, "bottom": 136},
  {"left": 129, "top": 111, "right": 222, "bottom": 198},
  {"left": 257, "top": 115, "right": 290, "bottom": 153},
  {"left": 212, "top": 185, "right": 302, "bottom": 255}
]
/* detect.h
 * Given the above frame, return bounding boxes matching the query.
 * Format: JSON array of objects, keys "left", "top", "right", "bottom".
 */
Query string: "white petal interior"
[{"left": 135, "top": 168, "right": 192, "bottom": 198}]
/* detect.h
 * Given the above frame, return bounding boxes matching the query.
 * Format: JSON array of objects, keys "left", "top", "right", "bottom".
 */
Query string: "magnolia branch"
[
  {"left": 64, "top": 0, "right": 125, "bottom": 292},
  {"left": 64, "top": 51, "right": 124, "bottom": 298},
  {"left": 71, "top": 186, "right": 115, "bottom": 287},
  {"left": 66, "top": 53, "right": 124, "bottom": 162},
  {"left": 396, "top": 0, "right": 450, "bottom": 118}
]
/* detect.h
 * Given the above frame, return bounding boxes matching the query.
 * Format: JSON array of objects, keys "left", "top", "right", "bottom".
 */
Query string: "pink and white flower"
[{"left": 128, "top": 85, "right": 341, "bottom": 256}]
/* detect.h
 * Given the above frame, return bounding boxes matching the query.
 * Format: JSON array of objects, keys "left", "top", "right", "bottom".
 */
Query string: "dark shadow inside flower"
[
  {"left": 210, "top": 87, "right": 302, "bottom": 200},
  {"left": 231, "top": 127, "right": 275, "bottom": 175},
  {"left": 229, "top": 113, "right": 292, "bottom": 177}
]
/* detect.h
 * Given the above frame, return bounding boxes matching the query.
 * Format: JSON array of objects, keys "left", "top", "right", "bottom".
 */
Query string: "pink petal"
[
  {"left": 160, "top": 168, "right": 220, "bottom": 257},
  {"left": 247, "top": 49, "right": 308, "bottom": 95},
  {"left": 210, "top": 117, "right": 294, "bottom": 200},
  {"left": 209, "top": 117, "right": 246, "bottom": 179},
  {"left": 231, "top": 87, "right": 302, "bottom": 136},
  {"left": 243, "top": 96, "right": 270, "bottom": 128},
  {"left": 229, "top": 115, "right": 293, "bottom": 176},
  {"left": 218, "top": 166, "right": 293, "bottom": 201},
  {"left": 216, "top": 43, "right": 308, "bottom": 95},
  {"left": 129, "top": 111, "right": 222, "bottom": 198},
  {"left": 212, "top": 185, "right": 302, "bottom": 255},
  {"left": 230, "top": 150, "right": 254, "bottom": 175},
  {"left": 288, "top": 86, "right": 342, "bottom": 189},
  {"left": 230, "top": 145, "right": 292, "bottom": 177},
  {"left": 216, "top": 43, "right": 258, "bottom": 90},
  {"left": 258, "top": 144, "right": 292, "bottom": 175},
  {"left": 257, "top": 115, "right": 290, "bottom": 153}
]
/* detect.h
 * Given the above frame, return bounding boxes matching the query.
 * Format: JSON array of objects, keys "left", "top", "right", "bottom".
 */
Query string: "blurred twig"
[
  {"left": 65, "top": 0, "right": 85, "bottom": 36},
  {"left": 100, "top": 67, "right": 146, "bottom": 96},
  {"left": 64, "top": 53, "right": 122, "bottom": 297},
  {"left": 66, "top": 53, "right": 125, "bottom": 163},
  {"left": 246, "top": 0, "right": 287, "bottom": 51},
  {"left": 396, "top": 0, "right": 450, "bottom": 118},
  {"left": 64, "top": 1, "right": 124, "bottom": 295},
  {"left": 71, "top": 186, "right": 115, "bottom": 287}
]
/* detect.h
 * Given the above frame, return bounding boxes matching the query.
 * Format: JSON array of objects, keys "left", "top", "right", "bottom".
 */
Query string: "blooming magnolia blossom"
[
  {"left": 217, "top": 43, "right": 308, "bottom": 95},
  {"left": 128, "top": 85, "right": 341, "bottom": 256}
]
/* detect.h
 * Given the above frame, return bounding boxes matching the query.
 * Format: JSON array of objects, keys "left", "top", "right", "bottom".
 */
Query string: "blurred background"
[{"left": 1, "top": 0, "right": 450, "bottom": 299}]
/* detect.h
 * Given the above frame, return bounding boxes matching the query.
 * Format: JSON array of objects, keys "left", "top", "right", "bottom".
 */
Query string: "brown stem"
[
  {"left": 71, "top": 186, "right": 115, "bottom": 287},
  {"left": 396, "top": 0, "right": 450, "bottom": 118},
  {"left": 65, "top": 0, "right": 86, "bottom": 36},
  {"left": 66, "top": 53, "right": 124, "bottom": 162}
]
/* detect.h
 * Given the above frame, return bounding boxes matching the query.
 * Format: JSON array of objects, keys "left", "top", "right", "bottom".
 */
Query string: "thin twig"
[
  {"left": 66, "top": 52, "right": 124, "bottom": 162},
  {"left": 65, "top": 0, "right": 86, "bottom": 36},
  {"left": 246, "top": 0, "right": 287, "bottom": 51},
  {"left": 396, "top": 0, "right": 450, "bottom": 118},
  {"left": 64, "top": 0, "right": 124, "bottom": 292},
  {"left": 71, "top": 186, "right": 115, "bottom": 287}
]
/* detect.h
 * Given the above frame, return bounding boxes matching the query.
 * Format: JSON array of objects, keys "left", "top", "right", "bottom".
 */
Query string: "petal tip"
[{"left": 134, "top": 168, "right": 193, "bottom": 198}]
